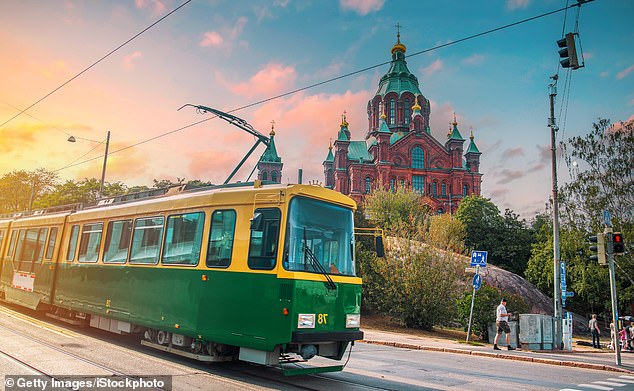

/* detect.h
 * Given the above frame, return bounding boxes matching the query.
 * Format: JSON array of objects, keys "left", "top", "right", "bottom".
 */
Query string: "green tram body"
[{"left": 0, "top": 183, "right": 363, "bottom": 370}]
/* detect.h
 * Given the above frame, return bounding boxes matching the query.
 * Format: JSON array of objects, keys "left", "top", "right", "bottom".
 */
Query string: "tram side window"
[
  {"left": 78, "top": 223, "right": 103, "bottom": 263},
  {"left": 7, "top": 229, "right": 18, "bottom": 260},
  {"left": 130, "top": 216, "right": 164, "bottom": 264},
  {"left": 44, "top": 227, "right": 58, "bottom": 260},
  {"left": 162, "top": 212, "right": 204, "bottom": 266},
  {"left": 103, "top": 220, "right": 132, "bottom": 264},
  {"left": 206, "top": 210, "right": 236, "bottom": 268},
  {"left": 16, "top": 228, "right": 45, "bottom": 273},
  {"left": 66, "top": 225, "right": 80, "bottom": 261},
  {"left": 247, "top": 208, "right": 281, "bottom": 270}
]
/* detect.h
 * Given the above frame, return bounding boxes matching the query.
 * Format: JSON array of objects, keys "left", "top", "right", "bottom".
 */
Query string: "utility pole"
[
  {"left": 548, "top": 75, "right": 563, "bottom": 350},
  {"left": 98, "top": 130, "right": 110, "bottom": 200}
]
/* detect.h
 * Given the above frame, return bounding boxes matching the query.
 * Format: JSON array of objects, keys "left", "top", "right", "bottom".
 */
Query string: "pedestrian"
[
  {"left": 494, "top": 298, "right": 515, "bottom": 351},
  {"left": 588, "top": 314, "right": 601, "bottom": 348}
]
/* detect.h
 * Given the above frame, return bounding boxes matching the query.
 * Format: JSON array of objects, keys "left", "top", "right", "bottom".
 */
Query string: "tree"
[
  {"left": 363, "top": 185, "right": 429, "bottom": 240},
  {"left": 427, "top": 213, "right": 466, "bottom": 253},
  {"left": 0, "top": 169, "right": 58, "bottom": 213},
  {"left": 560, "top": 118, "right": 633, "bottom": 314},
  {"left": 455, "top": 196, "right": 534, "bottom": 275}
]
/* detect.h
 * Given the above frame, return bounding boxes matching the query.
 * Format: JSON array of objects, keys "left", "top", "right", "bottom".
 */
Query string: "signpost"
[{"left": 466, "top": 251, "right": 487, "bottom": 343}]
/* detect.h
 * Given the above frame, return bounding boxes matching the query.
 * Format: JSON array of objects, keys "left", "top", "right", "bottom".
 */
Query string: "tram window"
[
  {"left": 247, "top": 208, "right": 280, "bottom": 270},
  {"left": 34, "top": 228, "right": 48, "bottom": 269},
  {"left": 206, "top": 210, "right": 236, "bottom": 268},
  {"left": 162, "top": 212, "right": 204, "bottom": 266},
  {"left": 66, "top": 225, "right": 80, "bottom": 261},
  {"left": 130, "top": 216, "right": 164, "bottom": 264},
  {"left": 16, "top": 228, "right": 42, "bottom": 273},
  {"left": 0, "top": 230, "right": 4, "bottom": 257},
  {"left": 78, "top": 223, "right": 103, "bottom": 263},
  {"left": 103, "top": 220, "right": 132, "bottom": 264},
  {"left": 44, "top": 227, "right": 58, "bottom": 260},
  {"left": 7, "top": 229, "right": 18, "bottom": 260}
]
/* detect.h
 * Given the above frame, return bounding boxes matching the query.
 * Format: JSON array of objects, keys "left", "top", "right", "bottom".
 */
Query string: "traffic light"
[
  {"left": 557, "top": 32, "right": 579, "bottom": 70},
  {"left": 613, "top": 232, "right": 625, "bottom": 255},
  {"left": 589, "top": 233, "right": 606, "bottom": 265}
]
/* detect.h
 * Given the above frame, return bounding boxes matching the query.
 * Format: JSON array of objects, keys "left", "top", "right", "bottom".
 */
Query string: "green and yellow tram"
[{"left": 0, "top": 182, "right": 366, "bottom": 373}]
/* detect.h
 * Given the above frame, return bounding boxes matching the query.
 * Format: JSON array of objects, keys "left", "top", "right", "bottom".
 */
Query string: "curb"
[{"left": 362, "top": 339, "right": 634, "bottom": 374}]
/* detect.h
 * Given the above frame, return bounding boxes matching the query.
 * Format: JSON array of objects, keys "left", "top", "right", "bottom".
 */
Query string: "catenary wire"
[
  {"left": 0, "top": 0, "right": 192, "bottom": 130},
  {"left": 50, "top": 1, "right": 592, "bottom": 174}
]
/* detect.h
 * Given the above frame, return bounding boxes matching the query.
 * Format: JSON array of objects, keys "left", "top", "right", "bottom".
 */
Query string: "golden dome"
[{"left": 391, "top": 32, "right": 406, "bottom": 54}]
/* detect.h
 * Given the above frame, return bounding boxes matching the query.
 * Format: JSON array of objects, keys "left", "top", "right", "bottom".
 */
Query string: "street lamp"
[{"left": 67, "top": 130, "right": 111, "bottom": 199}]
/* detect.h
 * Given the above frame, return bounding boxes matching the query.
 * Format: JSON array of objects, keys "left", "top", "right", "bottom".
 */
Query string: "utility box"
[
  {"left": 562, "top": 315, "right": 573, "bottom": 351},
  {"left": 519, "top": 314, "right": 543, "bottom": 350},
  {"left": 488, "top": 321, "right": 518, "bottom": 347},
  {"left": 519, "top": 314, "right": 556, "bottom": 350}
]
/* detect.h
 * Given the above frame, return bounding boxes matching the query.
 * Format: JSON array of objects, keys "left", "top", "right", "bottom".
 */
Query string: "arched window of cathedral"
[
  {"left": 399, "top": 178, "right": 405, "bottom": 189},
  {"left": 463, "top": 184, "right": 468, "bottom": 196},
  {"left": 441, "top": 182, "right": 447, "bottom": 196},
  {"left": 262, "top": 171, "right": 268, "bottom": 181},
  {"left": 271, "top": 172, "right": 277, "bottom": 182},
  {"left": 365, "top": 177, "right": 371, "bottom": 194},
  {"left": 432, "top": 181, "right": 437, "bottom": 196},
  {"left": 412, "top": 175, "right": 424, "bottom": 194},
  {"left": 404, "top": 98, "right": 410, "bottom": 125},
  {"left": 389, "top": 178, "right": 395, "bottom": 192},
  {"left": 389, "top": 98, "right": 395, "bottom": 125},
  {"left": 412, "top": 147, "right": 424, "bottom": 169}
]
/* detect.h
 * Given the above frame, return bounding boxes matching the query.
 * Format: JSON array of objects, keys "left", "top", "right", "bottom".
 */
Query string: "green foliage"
[
  {"left": 455, "top": 196, "right": 534, "bottom": 275},
  {"left": 362, "top": 237, "right": 464, "bottom": 330},
  {"left": 456, "top": 283, "right": 530, "bottom": 341},
  {"left": 0, "top": 169, "right": 58, "bottom": 213},
  {"left": 362, "top": 185, "right": 429, "bottom": 240},
  {"left": 427, "top": 213, "right": 466, "bottom": 253}
]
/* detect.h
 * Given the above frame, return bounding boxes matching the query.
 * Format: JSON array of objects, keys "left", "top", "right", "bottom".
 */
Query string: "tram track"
[{"left": 0, "top": 303, "right": 388, "bottom": 390}]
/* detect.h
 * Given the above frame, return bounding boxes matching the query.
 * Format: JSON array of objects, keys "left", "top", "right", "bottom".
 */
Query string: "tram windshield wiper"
[{"left": 303, "top": 228, "right": 337, "bottom": 290}]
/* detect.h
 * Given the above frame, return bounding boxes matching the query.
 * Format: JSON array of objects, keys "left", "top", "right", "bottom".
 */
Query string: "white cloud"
[
  {"left": 421, "top": 59, "right": 443, "bottom": 77},
  {"left": 506, "top": 0, "right": 529, "bottom": 10},
  {"left": 199, "top": 31, "right": 224, "bottom": 48},
  {"left": 616, "top": 64, "right": 634, "bottom": 80},
  {"left": 122, "top": 51, "right": 142, "bottom": 70},
  {"left": 340, "top": 0, "right": 384, "bottom": 15}
]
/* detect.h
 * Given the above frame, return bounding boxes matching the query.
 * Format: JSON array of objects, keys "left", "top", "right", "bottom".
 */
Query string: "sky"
[{"left": 1, "top": 0, "right": 632, "bottom": 218}]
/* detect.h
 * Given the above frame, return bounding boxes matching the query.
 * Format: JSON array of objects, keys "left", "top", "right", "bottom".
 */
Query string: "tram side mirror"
[
  {"left": 250, "top": 212, "right": 263, "bottom": 231},
  {"left": 375, "top": 236, "right": 385, "bottom": 258}
]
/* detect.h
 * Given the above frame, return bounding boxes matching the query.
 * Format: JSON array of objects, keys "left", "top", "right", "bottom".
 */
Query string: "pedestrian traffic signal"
[
  {"left": 589, "top": 234, "right": 606, "bottom": 265},
  {"left": 613, "top": 232, "right": 625, "bottom": 255},
  {"left": 557, "top": 32, "right": 579, "bottom": 70}
]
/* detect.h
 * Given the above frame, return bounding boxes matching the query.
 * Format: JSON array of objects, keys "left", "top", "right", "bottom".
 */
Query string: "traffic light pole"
[
  {"left": 605, "top": 228, "right": 621, "bottom": 366},
  {"left": 548, "top": 76, "right": 563, "bottom": 350}
]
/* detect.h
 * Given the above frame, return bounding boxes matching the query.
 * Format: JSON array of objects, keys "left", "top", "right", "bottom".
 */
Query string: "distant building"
[
  {"left": 257, "top": 123, "right": 283, "bottom": 183},
  {"left": 322, "top": 33, "right": 482, "bottom": 214}
]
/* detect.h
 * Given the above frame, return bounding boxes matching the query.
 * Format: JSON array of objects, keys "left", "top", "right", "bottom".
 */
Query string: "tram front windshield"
[{"left": 283, "top": 197, "right": 355, "bottom": 276}]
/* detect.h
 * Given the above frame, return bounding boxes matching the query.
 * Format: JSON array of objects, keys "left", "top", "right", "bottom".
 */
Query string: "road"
[{"left": 0, "top": 303, "right": 633, "bottom": 391}]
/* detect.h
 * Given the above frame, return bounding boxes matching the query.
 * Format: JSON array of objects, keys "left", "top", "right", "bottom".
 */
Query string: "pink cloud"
[
  {"left": 218, "top": 63, "right": 297, "bottom": 99},
  {"left": 421, "top": 59, "right": 443, "bottom": 77},
  {"left": 199, "top": 31, "right": 224, "bottom": 48},
  {"left": 506, "top": 0, "right": 529, "bottom": 10},
  {"left": 340, "top": 0, "right": 384, "bottom": 15},
  {"left": 122, "top": 51, "right": 142, "bottom": 70},
  {"left": 134, "top": 0, "right": 166, "bottom": 15},
  {"left": 616, "top": 65, "right": 634, "bottom": 80},
  {"left": 501, "top": 147, "right": 524, "bottom": 160}
]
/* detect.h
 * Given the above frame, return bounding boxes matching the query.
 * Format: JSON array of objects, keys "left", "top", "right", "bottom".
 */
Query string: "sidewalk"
[{"left": 362, "top": 328, "right": 634, "bottom": 374}]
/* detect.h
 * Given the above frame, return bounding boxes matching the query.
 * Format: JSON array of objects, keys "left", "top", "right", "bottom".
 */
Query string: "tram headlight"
[
  {"left": 298, "top": 314, "right": 316, "bottom": 329},
  {"left": 346, "top": 314, "right": 360, "bottom": 328}
]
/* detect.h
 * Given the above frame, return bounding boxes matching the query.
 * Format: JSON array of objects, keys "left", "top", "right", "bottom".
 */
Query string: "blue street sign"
[
  {"left": 472, "top": 274, "right": 482, "bottom": 290},
  {"left": 470, "top": 251, "right": 488, "bottom": 267},
  {"left": 603, "top": 210, "right": 611, "bottom": 227}
]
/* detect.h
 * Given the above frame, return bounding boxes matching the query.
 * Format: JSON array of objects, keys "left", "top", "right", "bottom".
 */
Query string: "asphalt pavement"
[{"left": 362, "top": 328, "right": 634, "bottom": 374}]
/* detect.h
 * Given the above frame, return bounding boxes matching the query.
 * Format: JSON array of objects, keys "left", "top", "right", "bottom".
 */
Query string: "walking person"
[
  {"left": 589, "top": 314, "right": 601, "bottom": 348},
  {"left": 494, "top": 298, "right": 515, "bottom": 351}
]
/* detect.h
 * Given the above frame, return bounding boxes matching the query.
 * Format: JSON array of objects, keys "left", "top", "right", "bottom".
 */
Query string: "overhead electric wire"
[
  {"left": 50, "top": 1, "right": 591, "bottom": 174},
  {"left": 0, "top": 0, "right": 192, "bottom": 130}
]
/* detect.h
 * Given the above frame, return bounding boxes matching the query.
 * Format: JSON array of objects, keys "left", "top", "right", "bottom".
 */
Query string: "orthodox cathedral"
[{"left": 322, "top": 33, "right": 483, "bottom": 214}]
